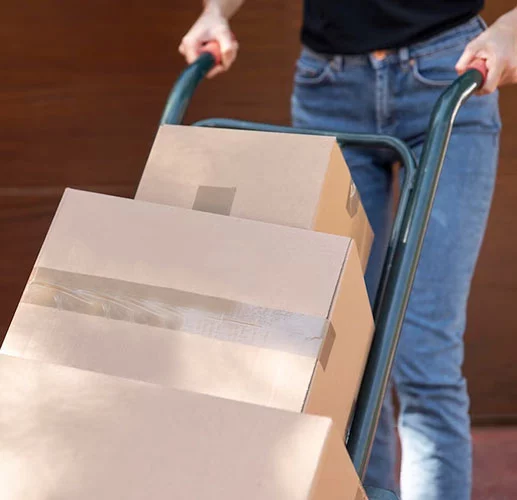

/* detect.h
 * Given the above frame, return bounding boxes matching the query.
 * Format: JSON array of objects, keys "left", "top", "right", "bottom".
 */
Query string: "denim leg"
[
  {"left": 392, "top": 130, "right": 499, "bottom": 500},
  {"left": 291, "top": 31, "right": 500, "bottom": 498},
  {"left": 390, "top": 18, "right": 501, "bottom": 498}
]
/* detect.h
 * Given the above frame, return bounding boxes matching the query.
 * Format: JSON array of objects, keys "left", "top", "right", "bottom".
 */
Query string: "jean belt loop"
[
  {"left": 399, "top": 47, "right": 410, "bottom": 70},
  {"left": 331, "top": 54, "right": 343, "bottom": 71}
]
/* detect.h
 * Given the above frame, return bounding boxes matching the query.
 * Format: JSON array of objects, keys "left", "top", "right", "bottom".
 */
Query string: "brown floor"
[{"left": 473, "top": 427, "right": 517, "bottom": 500}]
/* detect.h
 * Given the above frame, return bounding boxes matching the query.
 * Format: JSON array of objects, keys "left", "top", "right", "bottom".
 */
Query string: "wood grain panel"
[
  {"left": 0, "top": 195, "right": 61, "bottom": 340},
  {"left": 466, "top": 285, "right": 517, "bottom": 420},
  {"left": 465, "top": 2, "right": 517, "bottom": 421},
  {"left": 0, "top": 186, "right": 134, "bottom": 342},
  {"left": 0, "top": 1, "right": 302, "bottom": 344},
  {"left": 1, "top": 0, "right": 516, "bottom": 421},
  {"left": 1, "top": 1, "right": 302, "bottom": 190}
]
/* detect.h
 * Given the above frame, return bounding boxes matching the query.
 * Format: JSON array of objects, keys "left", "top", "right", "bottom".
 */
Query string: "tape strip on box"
[{"left": 22, "top": 267, "right": 334, "bottom": 360}]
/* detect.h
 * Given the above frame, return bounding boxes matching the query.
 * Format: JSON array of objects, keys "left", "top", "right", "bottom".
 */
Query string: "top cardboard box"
[
  {"left": 0, "top": 354, "right": 367, "bottom": 499},
  {"left": 135, "top": 125, "right": 373, "bottom": 271},
  {"left": 5, "top": 189, "right": 373, "bottom": 437}
]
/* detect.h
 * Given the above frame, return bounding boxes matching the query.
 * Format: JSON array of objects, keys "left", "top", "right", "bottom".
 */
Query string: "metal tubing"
[
  {"left": 194, "top": 118, "right": 416, "bottom": 176},
  {"left": 158, "top": 54, "right": 484, "bottom": 483},
  {"left": 346, "top": 69, "right": 484, "bottom": 479},
  {"left": 160, "top": 52, "right": 216, "bottom": 126},
  {"left": 194, "top": 118, "right": 417, "bottom": 320}
]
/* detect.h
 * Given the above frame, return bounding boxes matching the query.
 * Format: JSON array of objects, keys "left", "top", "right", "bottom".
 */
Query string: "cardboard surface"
[
  {"left": 5, "top": 189, "right": 374, "bottom": 436},
  {"left": 0, "top": 354, "right": 365, "bottom": 499},
  {"left": 4, "top": 304, "right": 318, "bottom": 412},
  {"left": 312, "top": 424, "right": 369, "bottom": 500},
  {"left": 305, "top": 242, "right": 375, "bottom": 432},
  {"left": 314, "top": 143, "right": 374, "bottom": 272},
  {"left": 135, "top": 125, "right": 373, "bottom": 271},
  {"left": 37, "top": 189, "right": 346, "bottom": 316}
]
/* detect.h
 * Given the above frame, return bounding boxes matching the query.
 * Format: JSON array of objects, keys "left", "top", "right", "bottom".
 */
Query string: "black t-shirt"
[{"left": 302, "top": 0, "right": 484, "bottom": 55}]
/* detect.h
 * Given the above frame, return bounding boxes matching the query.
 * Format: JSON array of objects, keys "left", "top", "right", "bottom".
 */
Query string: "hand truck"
[{"left": 159, "top": 43, "right": 488, "bottom": 499}]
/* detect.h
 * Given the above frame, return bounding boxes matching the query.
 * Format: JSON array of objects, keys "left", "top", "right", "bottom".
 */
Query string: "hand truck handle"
[
  {"left": 159, "top": 50, "right": 488, "bottom": 128},
  {"left": 199, "top": 40, "right": 223, "bottom": 66},
  {"left": 159, "top": 47, "right": 219, "bottom": 126},
  {"left": 157, "top": 45, "right": 490, "bottom": 483},
  {"left": 466, "top": 58, "right": 488, "bottom": 87}
]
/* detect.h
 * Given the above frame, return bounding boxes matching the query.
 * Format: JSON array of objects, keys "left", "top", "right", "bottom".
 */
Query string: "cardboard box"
[
  {"left": 135, "top": 125, "right": 373, "bottom": 271},
  {"left": 4, "top": 189, "right": 373, "bottom": 436},
  {"left": 0, "top": 354, "right": 368, "bottom": 499}
]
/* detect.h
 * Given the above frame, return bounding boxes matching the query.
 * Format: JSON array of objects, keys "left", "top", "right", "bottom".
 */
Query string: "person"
[{"left": 179, "top": 2, "right": 517, "bottom": 499}]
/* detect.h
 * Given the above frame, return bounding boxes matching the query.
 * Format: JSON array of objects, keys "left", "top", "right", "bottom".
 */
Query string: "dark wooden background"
[{"left": 1, "top": 0, "right": 515, "bottom": 421}]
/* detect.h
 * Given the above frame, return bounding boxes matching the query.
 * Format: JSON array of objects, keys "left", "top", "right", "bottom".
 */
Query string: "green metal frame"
[{"left": 160, "top": 51, "right": 485, "bottom": 490}]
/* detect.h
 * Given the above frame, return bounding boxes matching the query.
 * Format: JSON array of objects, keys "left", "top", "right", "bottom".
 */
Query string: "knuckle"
[{"left": 181, "top": 35, "right": 193, "bottom": 46}]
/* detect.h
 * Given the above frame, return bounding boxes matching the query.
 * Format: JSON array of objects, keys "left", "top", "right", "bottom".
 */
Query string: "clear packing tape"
[{"left": 22, "top": 267, "right": 335, "bottom": 364}]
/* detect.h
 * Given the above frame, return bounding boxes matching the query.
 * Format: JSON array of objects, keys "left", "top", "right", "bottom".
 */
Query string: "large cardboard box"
[
  {"left": 135, "top": 125, "right": 373, "bottom": 271},
  {"left": 0, "top": 354, "right": 368, "bottom": 499},
  {"left": 4, "top": 189, "right": 373, "bottom": 436}
]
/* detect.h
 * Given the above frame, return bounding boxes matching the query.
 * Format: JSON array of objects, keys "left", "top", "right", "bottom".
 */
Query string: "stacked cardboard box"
[
  {"left": 135, "top": 125, "right": 373, "bottom": 271},
  {"left": 0, "top": 354, "right": 367, "bottom": 499},
  {"left": 1, "top": 126, "right": 373, "bottom": 498}
]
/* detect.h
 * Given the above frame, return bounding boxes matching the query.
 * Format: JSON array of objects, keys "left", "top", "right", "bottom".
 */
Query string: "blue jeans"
[{"left": 292, "top": 16, "right": 501, "bottom": 500}]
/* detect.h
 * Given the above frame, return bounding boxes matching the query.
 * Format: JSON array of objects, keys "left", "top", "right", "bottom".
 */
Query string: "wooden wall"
[
  {"left": 0, "top": 0, "right": 302, "bottom": 336},
  {"left": 464, "top": 0, "right": 517, "bottom": 422},
  {"left": 1, "top": 0, "right": 515, "bottom": 421}
]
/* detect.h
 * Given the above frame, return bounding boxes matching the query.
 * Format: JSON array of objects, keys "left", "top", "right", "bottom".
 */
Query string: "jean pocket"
[
  {"left": 295, "top": 49, "right": 333, "bottom": 85},
  {"left": 411, "top": 24, "right": 483, "bottom": 88},
  {"left": 411, "top": 49, "right": 461, "bottom": 87}
]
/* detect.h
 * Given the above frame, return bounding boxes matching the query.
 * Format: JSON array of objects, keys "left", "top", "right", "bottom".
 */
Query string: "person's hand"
[
  {"left": 456, "top": 9, "right": 517, "bottom": 94},
  {"left": 179, "top": 5, "right": 239, "bottom": 78}
]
